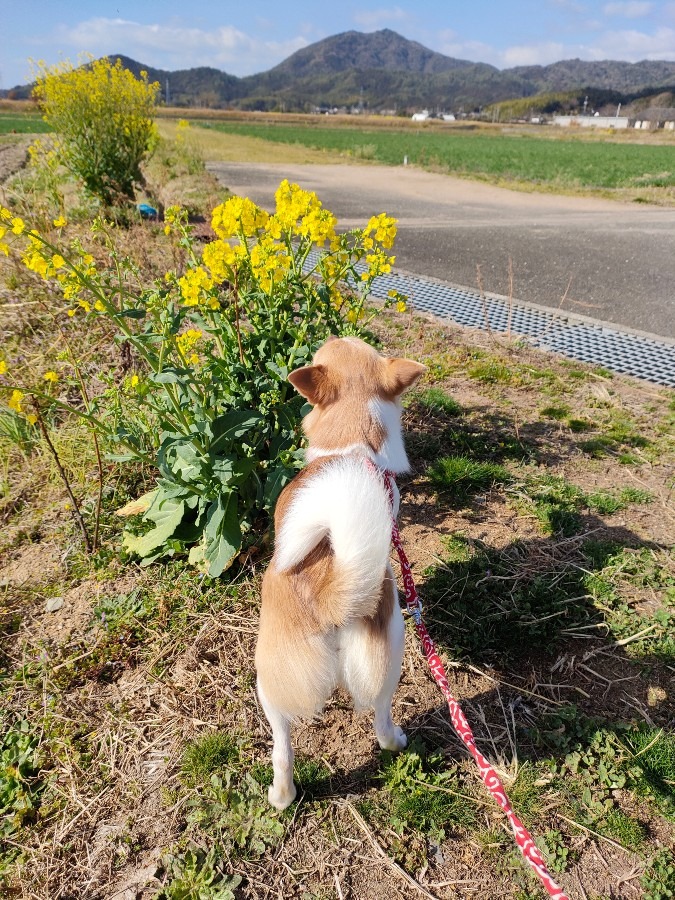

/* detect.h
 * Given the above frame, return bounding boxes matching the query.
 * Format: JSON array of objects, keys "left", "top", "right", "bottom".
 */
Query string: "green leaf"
[
  {"left": 262, "top": 465, "right": 294, "bottom": 510},
  {"left": 204, "top": 493, "right": 241, "bottom": 577},
  {"left": 123, "top": 496, "right": 185, "bottom": 558},
  {"left": 210, "top": 410, "right": 262, "bottom": 454}
]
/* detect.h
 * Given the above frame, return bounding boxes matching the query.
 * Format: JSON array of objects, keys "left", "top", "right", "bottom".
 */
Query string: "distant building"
[
  {"left": 411, "top": 109, "right": 430, "bottom": 121},
  {"left": 552, "top": 115, "right": 629, "bottom": 129}
]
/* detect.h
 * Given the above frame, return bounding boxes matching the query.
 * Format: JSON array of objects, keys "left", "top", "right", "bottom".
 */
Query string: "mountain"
[{"left": 3, "top": 30, "right": 675, "bottom": 112}]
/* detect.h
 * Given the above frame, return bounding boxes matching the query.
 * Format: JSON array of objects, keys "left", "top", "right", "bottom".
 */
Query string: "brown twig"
[
  {"left": 31, "top": 400, "right": 92, "bottom": 552},
  {"left": 344, "top": 801, "right": 441, "bottom": 900}
]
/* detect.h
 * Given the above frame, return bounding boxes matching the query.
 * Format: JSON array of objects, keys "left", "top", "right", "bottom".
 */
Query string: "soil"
[{"left": 0, "top": 137, "right": 30, "bottom": 183}]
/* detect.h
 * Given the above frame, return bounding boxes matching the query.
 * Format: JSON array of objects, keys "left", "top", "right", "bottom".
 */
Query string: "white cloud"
[
  {"left": 436, "top": 34, "right": 497, "bottom": 63},
  {"left": 49, "top": 17, "right": 308, "bottom": 76},
  {"left": 501, "top": 42, "right": 569, "bottom": 66},
  {"left": 353, "top": 7, "right": 409, "bottom": 30},
  {"left": 592, "top": 25, "right": 675, "bottom": 58},
  {"left": 602, "top": 2, "right": 653, "bottom": 18}
]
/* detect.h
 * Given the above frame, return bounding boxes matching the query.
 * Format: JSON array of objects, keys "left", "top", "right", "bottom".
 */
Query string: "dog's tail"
[{"left": 274, "top": 456, "right": 393, "bottom": 620}]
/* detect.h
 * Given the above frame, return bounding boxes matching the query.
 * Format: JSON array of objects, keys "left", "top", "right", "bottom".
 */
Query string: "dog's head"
[{"left": 288, "top": 336, "right": 426, "bottom": 469}]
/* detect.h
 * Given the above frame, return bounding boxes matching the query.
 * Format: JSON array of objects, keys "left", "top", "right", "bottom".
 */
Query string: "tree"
[{"left": 33, "top": 57, "right": 159, "bottom": 205}]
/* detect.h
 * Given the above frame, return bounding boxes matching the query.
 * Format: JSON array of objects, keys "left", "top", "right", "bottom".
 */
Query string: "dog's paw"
[
  {"left": 268, "top": 781, "right": 297, "bottom": 811},
  {"left": 378, "top": 725, "right": 407, "bottom": 752}
]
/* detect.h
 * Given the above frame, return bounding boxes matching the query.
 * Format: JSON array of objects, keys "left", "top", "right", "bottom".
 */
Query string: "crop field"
[
  {"left": 0, "top": 112, "right": 50, "bottom": 134},
  {"left": 198, "top": 119, "right": 675, "bottom": 194}
]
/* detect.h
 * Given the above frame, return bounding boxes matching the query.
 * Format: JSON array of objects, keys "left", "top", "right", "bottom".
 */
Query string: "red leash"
[{"left": 379, "top": 466, "right": 570, "bottom": 900}]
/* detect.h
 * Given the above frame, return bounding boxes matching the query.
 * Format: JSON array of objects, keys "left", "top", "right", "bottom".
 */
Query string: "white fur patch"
[
  {"left": 369, "top": 398, "right": 410, "bottom": 474},
  {"left": 274, "top": 457, "right": 393, "bottom": 615}
]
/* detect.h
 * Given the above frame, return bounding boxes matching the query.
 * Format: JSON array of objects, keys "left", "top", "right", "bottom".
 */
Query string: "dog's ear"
[
  {"left": 385, "top": 358, "right": 427, "bottom": 396},
  {"left": 288, "top": 365, "right": 334, "bottom": 406}
]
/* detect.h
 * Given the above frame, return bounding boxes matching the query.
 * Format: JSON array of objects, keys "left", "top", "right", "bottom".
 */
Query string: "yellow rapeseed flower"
[
  {"left": 26, "top": 413, "right": 38, "bottom": 426},
  {"left": 53, "top": 215, "right": 67, "bottom": 228},
  {"left": 8, "top": 390, "right": 24, "bottom": 413},
  {"left": 11, "top": 217, "right": 26, "bottom": 235},
  {"left": 130, "top": 374, "right": 140, "bottom": 388},
  {"left": 397, "top": 300, "right": 407, "bottom": 313},
  {"left": 0, "top": 360, "right": 7, "bottom": 374},
  {"left": 43, "top": 371, "right": 59, "bottom": 382},
  {"left": 51, "top": 254, "right": 65, "bottom": 269}
]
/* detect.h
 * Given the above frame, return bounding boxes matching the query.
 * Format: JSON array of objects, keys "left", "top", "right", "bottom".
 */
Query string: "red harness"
[{"left": 377, "top": 465, "right": 570, "bottom": 900}]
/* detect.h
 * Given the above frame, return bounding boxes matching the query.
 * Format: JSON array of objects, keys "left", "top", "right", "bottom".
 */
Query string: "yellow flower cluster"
[
  {"left": 267, "top": 180, "right": 338, "bottom": 248},
  {"left": 249, "top": 236, "right": 292, "bottom": 293},
  {"left": 202, "top": 240, "right": 244, "bottom": 282},
  {"left": 8, "top": 389, "right": 37, "bottom": 425},
  {"left": 361, "top": 249, "right": 395, "bottom": 281},
  {"left": 364, "top": 213, "right": 397, "bottom": 249},
  {"left": 211, "top": 197, "right": 269, "bottom": 240},
  {"left": 178, "top": 267, "right": 217, "bottom": 308},
  {"left": 176, "top": 328, "right": 202, "bottom": 365}
]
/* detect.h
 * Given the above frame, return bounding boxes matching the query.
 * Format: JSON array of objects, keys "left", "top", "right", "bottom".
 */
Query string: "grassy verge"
[
  {"left": 195, "top": 118, "right": 675, "bottom": 202},
  {"left": 0, "top": 130, "right": 673, "bottom": 900}
]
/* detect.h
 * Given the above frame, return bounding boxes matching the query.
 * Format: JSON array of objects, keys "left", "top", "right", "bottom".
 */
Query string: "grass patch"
[
  {"left": 197, "top": 120, "right": 675, "bottom": 194},
  {"left": 415, "top": 387, "right": 463, "bottom": 416},
  {"left": 181, "top": 732, "right": 241, "bottom": 785},
  {"left": 377, "top": 739, "right": 476, "bottom": 841},
  {"left": 427, "top": 455, "right": 511, "bottom": 504}
]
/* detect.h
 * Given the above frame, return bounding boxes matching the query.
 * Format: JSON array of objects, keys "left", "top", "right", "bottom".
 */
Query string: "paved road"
[{"left": 208, "top": 162, "right": 675, "bottom": 340}]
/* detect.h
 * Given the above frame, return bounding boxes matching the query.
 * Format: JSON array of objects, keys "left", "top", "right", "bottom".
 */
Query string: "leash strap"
[{"left": 380, "top": 468, "right": 569, "bottom": 900}]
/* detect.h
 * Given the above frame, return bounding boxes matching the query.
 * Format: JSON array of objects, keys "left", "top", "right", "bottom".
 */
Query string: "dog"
[{"left": 255, "top": 335, "right": 426, "bottom": 810}]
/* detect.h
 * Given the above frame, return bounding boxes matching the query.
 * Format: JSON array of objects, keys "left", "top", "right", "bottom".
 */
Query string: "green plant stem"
[{"left": 31, "top": 400, "right": 92, "bottom": 553}]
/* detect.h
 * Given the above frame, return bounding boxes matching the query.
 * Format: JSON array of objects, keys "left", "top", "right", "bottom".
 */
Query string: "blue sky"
[{"left": 2, "top": 1, "right": 674, "bottom": 89}]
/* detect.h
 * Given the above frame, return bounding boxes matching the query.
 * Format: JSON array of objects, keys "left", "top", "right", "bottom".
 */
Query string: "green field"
[
  {"left": 0, "top": 112, "right": 50, "bottom": 134},
  {"left": 198, "top": 120, "right": 675, "bottom": 190}
]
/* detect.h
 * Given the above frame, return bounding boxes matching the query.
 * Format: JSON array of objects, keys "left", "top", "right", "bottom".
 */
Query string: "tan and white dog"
[{"left": 255, "top": 336, "right": 426, "bottom": 809}]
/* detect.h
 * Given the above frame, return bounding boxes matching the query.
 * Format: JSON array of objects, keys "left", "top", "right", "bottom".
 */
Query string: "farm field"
[
  {"left": 1, "top": 109, "right": 674, "bottom": 900},
  {"left": 197, "top": 118, "right": 675, "bottom": 200},
  {"left": 0, "top": 112, "right": 50, "bottom": 134}
]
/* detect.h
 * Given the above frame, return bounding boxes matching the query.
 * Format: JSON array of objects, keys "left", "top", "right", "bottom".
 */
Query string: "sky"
[{"left": 2, "top": 1, "right": 675, "bottom": 89}]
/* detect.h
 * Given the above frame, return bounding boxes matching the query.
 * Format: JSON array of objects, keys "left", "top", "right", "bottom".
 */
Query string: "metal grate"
[{"left": 305, "top": 250, "right": 675, "bottom": 388}]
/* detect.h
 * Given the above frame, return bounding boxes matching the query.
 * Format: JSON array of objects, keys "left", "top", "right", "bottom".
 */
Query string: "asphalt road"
[{"left": 207, "top": 162, "right": 675, "bottom": 340}]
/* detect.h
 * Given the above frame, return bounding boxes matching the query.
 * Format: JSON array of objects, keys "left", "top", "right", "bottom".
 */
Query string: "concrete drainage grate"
[{"left": 305, "top": 250, "right": 675, "bottom": 388}]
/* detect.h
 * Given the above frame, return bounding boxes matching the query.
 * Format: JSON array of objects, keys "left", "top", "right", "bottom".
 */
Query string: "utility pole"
[{"left": 166, "top": 78, "right": 170, "bottom": 106}]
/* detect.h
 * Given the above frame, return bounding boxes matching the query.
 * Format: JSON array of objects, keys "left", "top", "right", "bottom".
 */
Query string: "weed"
[
  {"left": 181, "top": 732, "right": 241, "bottom": 786},
  {"left": 187, "top": 771, "right": 283, "bottom": 857},
  {"left": 599, "top": 807, "right": 646, "bottom": 849},
  {"left": 294, "top": 756, "right": 331, "bottom": 797},
  {"left": 513, "top": 473, "right": 586, "bottom": 536},
  {"left": 439, "top": 534, "right": 475, "bottom": 564},
  {"left": 540, "top": 829, "right": 570, "bottom": 874},
  {"left": 416, "top": 387, "right": 463, "bottom": 417},
  {"left": 0, "top": 719, "right": 42, "bottom": 838},
  {"left": 427, "top": 454, "right": 511, "bottom": 504},
  {"left": 156, "top": 845, "right": 241, "bottom": 899},
  {"left": 468, "top": 359, "right": 513, "bottom": 384},
  {"left": 641, "top": 848, "right": 675, "bottom": 900},
  {"left": 539, "top": 405, "right": 570, "bottom": 421},
  {"left": 507, "top": 763, "right": 547, "bottom": 826},
  {"left": 377, "top": 739, "right": 476, "bottom": 841},
  {"left": 94, "top": 587, "right": 153, "bottom": 631}
]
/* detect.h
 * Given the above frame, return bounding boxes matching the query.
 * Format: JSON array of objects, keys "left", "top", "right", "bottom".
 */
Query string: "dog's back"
[{"left": 255, "top": 452, "right": 393, "bottom": 720}]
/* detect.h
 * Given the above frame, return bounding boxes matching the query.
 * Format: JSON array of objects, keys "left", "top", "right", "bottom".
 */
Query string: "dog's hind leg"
[
  {"left": 258, "top": 680, "right": 297, "bottom": 810},
  {"left": 372, "top": 602, "right": 407, "bottom": 751}
]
